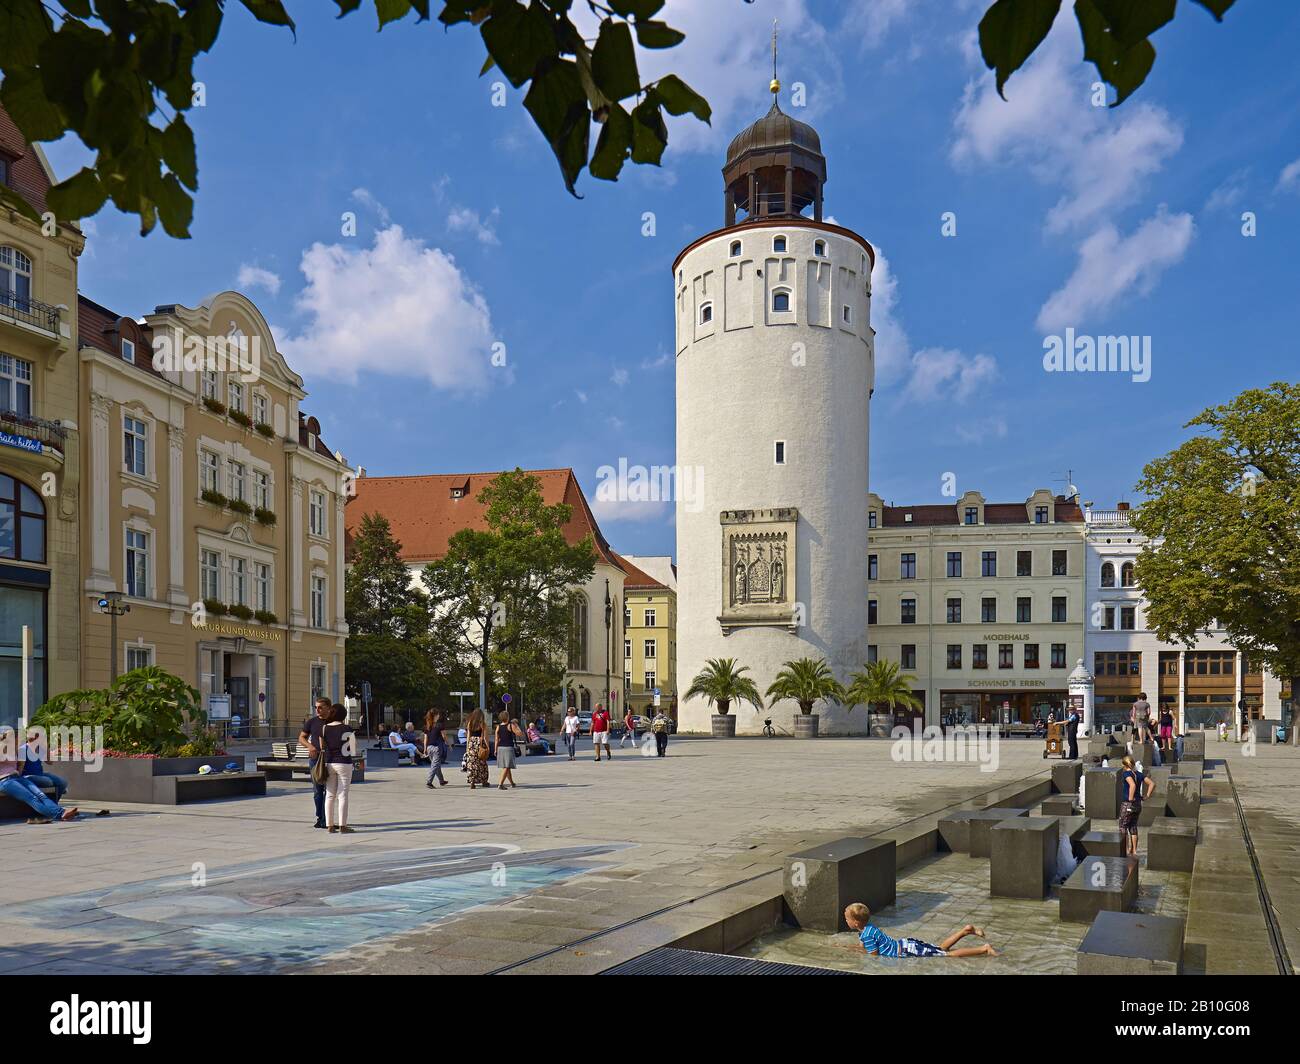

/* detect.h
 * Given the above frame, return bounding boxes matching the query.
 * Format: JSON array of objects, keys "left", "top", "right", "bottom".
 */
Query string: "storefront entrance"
[{"left": 941, "top": 689, "right": 1066, "bottom": 726}]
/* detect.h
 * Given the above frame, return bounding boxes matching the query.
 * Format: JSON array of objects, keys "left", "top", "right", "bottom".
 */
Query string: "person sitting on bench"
[
  {"left": 387, "top": 727, "right": 424, "bottom": 763},
  {"left": 525, "top": 722, "right": 551, "bottom": 755},
  {"left": 20, "top": 729, "right": 68, "bottom": 801},
  {"left": 843, "top": 903, "right": 998, "bottom": 959},
  {"left": 0, "top": 727, "right": 78, "bottom": 822}
]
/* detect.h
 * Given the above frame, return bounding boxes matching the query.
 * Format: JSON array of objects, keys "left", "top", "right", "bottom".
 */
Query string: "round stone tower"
[{"left": 673, "top": 81, "right": 874, "bottom": 736}]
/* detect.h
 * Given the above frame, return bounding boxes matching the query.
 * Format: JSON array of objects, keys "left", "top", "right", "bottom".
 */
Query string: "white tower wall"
[{"left": 675, "top": 221, "right": 873, "bottom": 734}]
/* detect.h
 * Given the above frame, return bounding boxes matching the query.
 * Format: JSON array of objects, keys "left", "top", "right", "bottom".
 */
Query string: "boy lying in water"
[{"left": 843, "top": 903, "right": 998, "bottom": 958}]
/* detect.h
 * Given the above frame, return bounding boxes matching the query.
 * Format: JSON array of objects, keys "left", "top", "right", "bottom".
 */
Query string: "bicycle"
[{"left": 762, "top": 718, "right": 776, "bottom": 737}]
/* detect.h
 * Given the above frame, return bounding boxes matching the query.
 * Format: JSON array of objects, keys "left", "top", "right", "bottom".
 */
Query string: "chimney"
[{"left": 1117, "top": 502, "right": 1130, "bottom": 511}]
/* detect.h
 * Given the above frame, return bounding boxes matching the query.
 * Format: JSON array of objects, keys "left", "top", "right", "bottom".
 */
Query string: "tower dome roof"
[{"left": 725, "top": 99, "right": 823, "bottom": 167}]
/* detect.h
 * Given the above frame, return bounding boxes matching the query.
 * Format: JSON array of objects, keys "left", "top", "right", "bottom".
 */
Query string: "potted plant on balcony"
[
  {"left": 201, "top": 396, "right": 227, "bottom": 416},
  {"left": 254, "top": 422, "right": 275, "bottom": 439},
  {"left": 202, "top": 598, "right": 227, "bottom": 617},
  {"left": 766, "top": 657, "right": 846, "bottom": 738},
  {"left": 227, "top": 603, "right": 254, "bottom": 621},
  {"left": 844, "top": 660, "right": 923, "bottom": 738},
  {"left": 229, "top": 409, "right": 253, "bottom": 429},
  {"left": 683, "top": 657, "right": 763, "bottom": 738},
  {"left": 253, "top": 507, "right": 277, "bottom": 526},
  {"left": 228, "top": 498, "right": 252, "bottom": 516},
  {"left": 200, "top": 489, "right": 228, "bottom": 508},
  {"left": 254, "top": 609, "right": 278, "bottom": 625}
]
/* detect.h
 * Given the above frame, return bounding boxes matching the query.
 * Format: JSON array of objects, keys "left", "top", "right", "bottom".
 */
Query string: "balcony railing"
[
  {"left": 1086, "top": 509, "right": 1137, "bottom": 528},
  {"left": 0, "top": 291, "right": 61, "bottom": 334},
  {"left": 0, "top": 408, "right": 67, "bottom": 449}
]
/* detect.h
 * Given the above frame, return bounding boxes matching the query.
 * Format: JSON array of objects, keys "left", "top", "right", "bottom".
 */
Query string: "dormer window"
[
  {"left": 814, "top": 239, "right": 826, "bottom": 257},
  {"left": 729, "top": 240, "right": 741, "bottom": 257},
  {"left": 699, "top": 301, "right": 713, "bottom": 325},
  {"left": 772, "top": 289, "right": 791, "bottom": 313},
  {"left": 773, "top": 236, "right": 787, "bottom": 253},
  {"left": 0, "top": 155, "right": 10, "bottom": 186},
  {"left": 121, "top": 338, "right": 136, "bottom": 364}
]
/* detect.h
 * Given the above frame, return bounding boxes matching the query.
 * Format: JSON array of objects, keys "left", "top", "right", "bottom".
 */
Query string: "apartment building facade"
[
  {"left": 618, "top": 554, "right": 677, "bottom": 719},
  {"left": 1084, "top": 502, "right": 1287, "bottom": 731},
  {"left": 0, "top": 114, "right": 85, "bottom": 726},
  {"left": 866, "top": 488, "right": 1087, "bottom": 727},
  {"left": 77, "top": 290, "right": 350, "bottom": 731}
]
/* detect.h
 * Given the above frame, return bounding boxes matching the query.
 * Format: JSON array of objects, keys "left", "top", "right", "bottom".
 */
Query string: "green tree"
[
  {"left": 0, "top": 2, "right": 1245, "bottom": 238},
  {"left": 345, "top": 511, "right": 427, "bottom": 639},
  {"left": 1133, "top": 382, "right": 1300, "bottom": 741},
  {"left": 33, "top": 665, "right": 204, "bottom": 755},
  {"left": 421, "top": 469, "right": 596, "bottom": 710},
  {"left": 765, "top": 656, "right": 845, "bottom": 716},
  {"left": 844, "top": 660, "right": 923, "bottom": 719},
  {"left": 683, "top": 657, "right": 763, "bottom": 717},
  {"left": 0, "top": 0, "right": 706, "bottom": 235}
]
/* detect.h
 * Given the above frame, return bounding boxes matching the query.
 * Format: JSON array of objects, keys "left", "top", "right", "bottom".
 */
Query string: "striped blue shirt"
[{"left": 858, "top": 923, "right": 900, "bottom": 958}]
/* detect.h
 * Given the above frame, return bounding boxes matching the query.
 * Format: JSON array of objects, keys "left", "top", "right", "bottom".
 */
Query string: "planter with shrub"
[
  {"left": 202, "top": 598, "right": 228, "bottom": 616},
  {"left": 227, "top": 603, "right": 254, "bottom": 620},
  {"left": 201, "top": 396, "right": 227, "bottom": 416},
  {"left": 253, "top": 507, "right": 277, "bottom": 526},
  {"left": 229, "top": 409, "right": 253, "bottom": 428},
  {"left": 228, "top": 498, "right": 253, "bottom": 516},
  {"left": 684, "top": 658, "right": 763, "bottom": 738},
  {"left": 200, "top": 489, "right": 228, "bottom": 508},
  {"left": 254, "top": 422, "right": 276, "bottom": 439},
  {"left": 254, "top": 609, "right": 278, "bottom": 625}
]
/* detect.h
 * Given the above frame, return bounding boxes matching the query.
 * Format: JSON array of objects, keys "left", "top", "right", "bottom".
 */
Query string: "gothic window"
[{"left": 568, "top": 594, "right": 589, "bottom": 672}]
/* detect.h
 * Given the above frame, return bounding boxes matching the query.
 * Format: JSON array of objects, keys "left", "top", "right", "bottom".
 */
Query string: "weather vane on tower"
[{"left": 771, "top": 18, "right": 780, "bottom": 96}]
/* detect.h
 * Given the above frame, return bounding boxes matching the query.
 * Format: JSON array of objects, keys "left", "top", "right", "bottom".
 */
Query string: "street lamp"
[
  {"left": 97, "top": 591, "right": 130, "bottom": 682},
  {"left": 604, "top": 578, "right": 612, "bottom": 712}
]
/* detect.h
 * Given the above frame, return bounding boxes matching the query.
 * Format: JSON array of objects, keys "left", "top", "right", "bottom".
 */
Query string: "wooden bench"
[{"left": 255, "top": 742, "right": 366, "bottom": 782}]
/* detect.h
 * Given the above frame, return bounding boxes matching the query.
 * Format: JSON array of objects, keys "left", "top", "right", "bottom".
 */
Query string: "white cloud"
[
  {"left": 1036, "top": 206, "right": 1195, "bottom": 331},
  {"left": 951, "top": 9, "right": 1182, "bottom": 235},
  {"left": 871, "top": 249, "right": 996, "bottom": 404},
  {"left": 1276, "top": 157, "right": 1300, "bottom": 193},
  {"left": 575, "top": 389, "right": 589, "bottom": 404},
  {"left": 611, "top": 367, "right": 630, "bottom": 387},
  {"left": 236, "top": 264, "right": 281, "bottom": 296},
  {"left": 589, "top": 497, "right": 673, "bottom": 525},
  {"left": 1205, "top": 170, "right": 1249, "bottom": 213},
  {"left": 840, "top": 0, "right": 912, "bottom": 50},
  {"left": 278, "top": 225, "right": 497, "bottom": 392},
  {"left": 640, "top": 348, "right": 673, "bottom": 370},
  {"left": 902, "top": 347, "right": 998, "bottom": 404},
  {"left": 446, "top": 205, "right": 501, "bottom": 246},
  {"left": 956, "top": 417, "right": 1008, "bottom": 444},
  {"left": 350, "top": 187, "right": 391, "bottom": 225}
]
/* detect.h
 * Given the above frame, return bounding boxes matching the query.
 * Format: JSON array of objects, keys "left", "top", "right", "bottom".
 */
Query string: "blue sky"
[{"left": 47, "top": 0, "right": 1300, "bottom": 558}]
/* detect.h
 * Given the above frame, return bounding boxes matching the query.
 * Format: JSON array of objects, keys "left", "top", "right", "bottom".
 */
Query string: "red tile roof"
[
  {"left": 614, "top": 553, "right": 666, "bottom": 590},
  {"left": 0, "top": 107, "right": 52, "bottom": 216},
  {"left": 346, "top": 468, "right": 620, "bottom": 566}
]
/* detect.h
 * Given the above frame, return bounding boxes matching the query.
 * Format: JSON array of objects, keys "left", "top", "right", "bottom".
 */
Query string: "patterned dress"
[{"left": 465, "top": 733, "right": 489, "bottom": 787}]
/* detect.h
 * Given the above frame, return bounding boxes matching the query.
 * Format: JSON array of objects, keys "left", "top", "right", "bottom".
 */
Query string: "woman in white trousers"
[{"left": 323, "top": 704, "right": 355, "bottom": 834}]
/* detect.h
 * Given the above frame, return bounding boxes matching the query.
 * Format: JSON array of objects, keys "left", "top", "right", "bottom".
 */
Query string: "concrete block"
[
  {"left": 1148, "top": 817, "right": 1198, "bottom": 873},
  {"left": 1128, "top": 741, "right": 1156, "bottom": 769},
  {"left": 968, "top": 808, "right": 1031, "bottom": 858},
  {"left": 991, "top": 817, "right": 1059, "bottom": 899},
  {"left": 1041, "top": 794, "right": 1077, "bottom": 816},
  {"left": 1059, "top": 856, "right": 1139, "bottom": 923},
  {"left": 937, "top": 810, "right": 978, "bottom": 854},
  {"left": 1079, "top": 830, "right": 1124, "bottom": 858},
  {"left": 1166, "top": 777, "right": 1201, "bottom": 820},
  {"left": 1182, "top": 732, "right": 1205, "bottom": 761},
  {"left": 1052, "top": 761, "right": 1083, "bottom": 795},
  {"left": 1088, "top": 735, "right": 1119, "bottom": 757},
  {"left": 1084, "top": 767, "right": 1123, "bottom": 820},
  {"left": 1077, "top": 912, "right": 1184, "bottom": 975},
  {"left": 784, "top": 837, "right": 896, "bottom": 932}
]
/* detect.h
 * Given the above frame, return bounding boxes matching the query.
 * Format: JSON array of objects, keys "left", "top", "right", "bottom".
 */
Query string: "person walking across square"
[{"left": 591, "top": 704, "right": 612, "bottom": 762}]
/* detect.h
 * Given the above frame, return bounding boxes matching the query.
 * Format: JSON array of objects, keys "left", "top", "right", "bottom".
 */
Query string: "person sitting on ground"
[
  {"left": 20, "top": 728, "right": 68, "bottom": 801},
  {"left": 843, "top": 903, "right": 998, "bottom": 959},
  {"left": 387, "top": 726, "right": 424, "bottom": 763},
  {"left": 0, "top": 727, "right": 78, "bottom": 823}
]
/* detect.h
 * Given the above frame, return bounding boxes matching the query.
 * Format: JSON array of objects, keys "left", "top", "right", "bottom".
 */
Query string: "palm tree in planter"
[
  {"left": 684, "top": 657, "right": 764, "bottom": 738},
  {"left": 766, "top": 657, "right": 847, "bottom": 738},
  {"left": 844, "top": 659, "right": 923, "bottom": 736}
]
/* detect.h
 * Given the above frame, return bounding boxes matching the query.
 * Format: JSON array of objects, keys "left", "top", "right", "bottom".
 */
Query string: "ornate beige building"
[
  {"left": 0, "top": 111, "right": 84, "bottom": 726},
  {"left": 77, "top": 290, "right": 350, "bottom": 731}
]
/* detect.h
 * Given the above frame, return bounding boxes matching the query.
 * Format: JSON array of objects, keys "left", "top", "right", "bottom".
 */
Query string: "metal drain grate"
[{"left": 601, "top": 947, "right": 853, "bottom": 975}]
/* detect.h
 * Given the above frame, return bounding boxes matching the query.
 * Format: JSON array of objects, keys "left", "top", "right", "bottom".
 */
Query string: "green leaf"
[
  {"left": 45, "top": 166, "right": 108, "bottom": 220},
  {"left": 0, "top": 0, "right": 53, "bottom": 67},
  {"left": 591, "top": 19, "right": 640, "bottom": 101},
  {"left": 481, "top": 0, "right": 555, "bottom": 88},
  {"left": 238, "top": 0, "right": 296, "bottom": 35},
  {"left": 523, "top": 58, "right": 591, "bottom": 194},
  {"left": 157, "top": 115, "right": 198, "bottom": 190},
  {"left": 1189, "top": 0, "right": 1236, "bottom": 19},
  {"left": 1075, "top": 0, "right": 1158, "bottom": 106},
  {"left": 182, "top": 0, "right": 227, "bottom": 53},
  {"left": 654, "top": 73, "right": 710, "bottom": 122},
  {"left": 630, "top": 94, "right": 667, "bottom": 166},
  {"left": 57, "top": 0, "right": 93, "bottom": 18},
  {"left": 978, "top": 0, "right": 1063, "bottom": 98},
  {"left": 633, "top": 19, "right": 685, "bottom": 49},
  {"left": 0, "top": 183, "right": 42, "bottom": 224},
  {"left": 0, "top": 66, "right": 65, "bottom": 141},
  {"left": 375, "top": 0, "right": 415, "bottom": 28},
  {"left": 1086, "top": 0, "right": 1175, "bottom": 49},
  {"left": 152, "top": 171, "right": 194, "bottom": 238},
  {"left": 589, "top": 102, "right": 631, "bottom": 181},
  {"left": 607, "top": 1, "right": 666, "bottom": 18}
]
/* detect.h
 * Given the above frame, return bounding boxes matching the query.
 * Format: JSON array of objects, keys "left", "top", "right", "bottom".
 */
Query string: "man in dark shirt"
[
  {"left": 298, "top": 697, "right": 332, "bottom": 829},
  {"left": 1065, "top": 705, "right": 1080, "bottom": 760}
]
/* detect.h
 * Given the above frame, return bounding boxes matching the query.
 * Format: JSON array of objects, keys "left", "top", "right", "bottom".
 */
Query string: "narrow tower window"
[
  {"left": 773, "top": 235, "right": 787, "bottom": 253},
  {"left": 774, "top": 441, "right": 786, "bottom": 465},
  {"left": 699, "top": 302, "right": 713, "bottom": 325},
  {"left": 772, "top": 289, "right": 790, "bottom": 313},
  {"left": 729, "top": 240, "right": 741, "bottom": 257},
  {"left": 814, "top": 239, "right": 826, "bottom": 257}
]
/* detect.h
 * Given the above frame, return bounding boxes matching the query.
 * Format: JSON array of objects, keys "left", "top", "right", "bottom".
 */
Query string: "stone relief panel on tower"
[{"left": 719, "top": 508, "right": 799, "bottom": 632}]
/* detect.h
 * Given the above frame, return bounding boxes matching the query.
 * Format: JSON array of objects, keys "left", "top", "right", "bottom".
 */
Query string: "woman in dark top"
[
  {"left": 1158, "top": 706, "right": 1175, "bottom": 754},
  {"left": 424, "top": 709, "right": 449, "bottom": 789},
  {"left": 1117, "top": 754, "right": 1155, "bottom": 856},
  {"left": 322, "top": 704, "right": 356, "bottom": 834},
  {"left": 494, "top": 710, "right": 523, "bottom": 790}
]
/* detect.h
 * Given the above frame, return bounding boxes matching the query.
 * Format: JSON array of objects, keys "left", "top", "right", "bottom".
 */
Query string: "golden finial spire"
[{"left": 770, "top": 18, "right": 780, "bottom": 96}]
